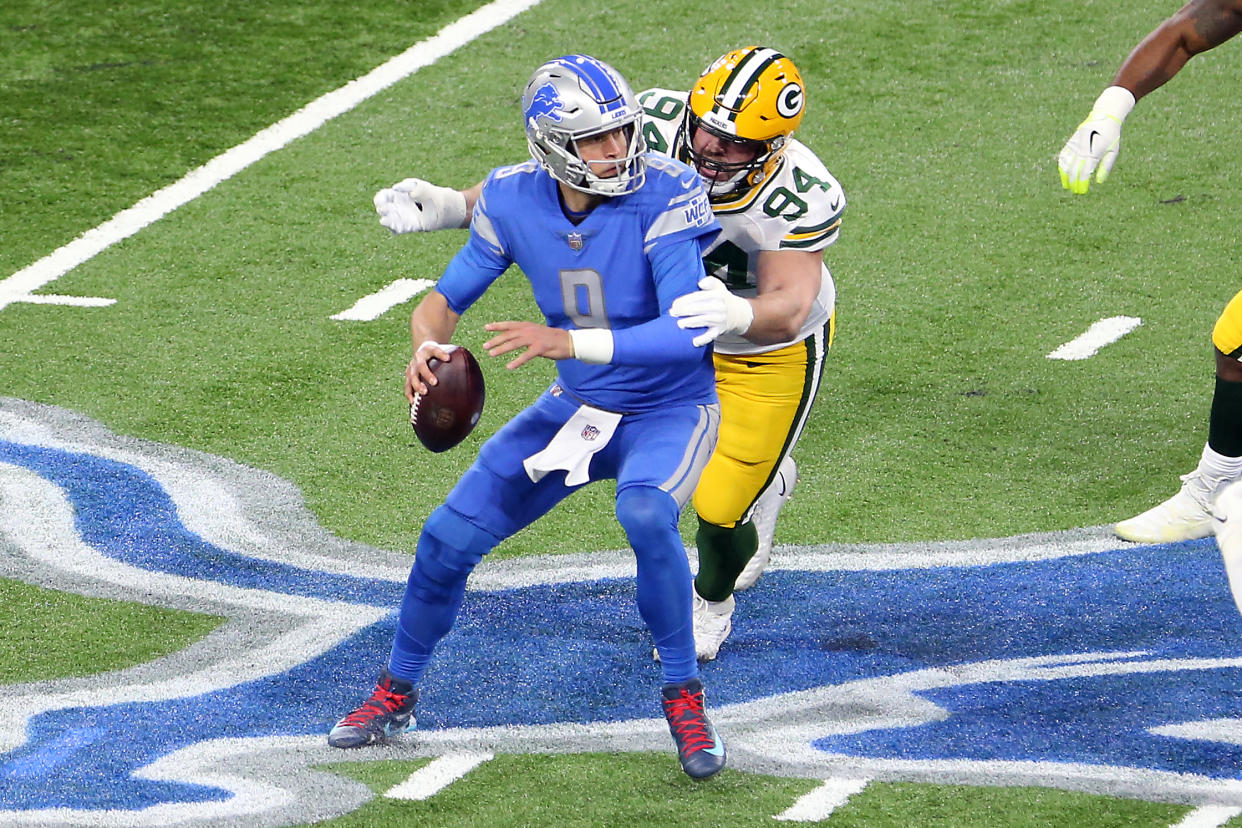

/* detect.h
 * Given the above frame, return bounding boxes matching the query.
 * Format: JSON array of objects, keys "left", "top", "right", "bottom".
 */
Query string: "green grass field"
[{"left": 4, "top": 0, "right": 1242, "bottom": 824}]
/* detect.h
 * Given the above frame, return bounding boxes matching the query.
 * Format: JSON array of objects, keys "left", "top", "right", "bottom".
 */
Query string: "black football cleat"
[{"left": 328, "top": 670, "right": 418, "bottom": 748}]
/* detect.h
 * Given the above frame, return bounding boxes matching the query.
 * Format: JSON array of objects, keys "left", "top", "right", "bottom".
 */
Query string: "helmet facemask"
[
  {"left": 527, "top": 120, "right": 647, "bottom": 197},
  {"left": 677, "top": 46, "right": 805, "bottom": 201},
  {"left": 523, "top": 56, "right": 648, "bottom": 197},
  {"left": 680, "top": 109, "right": 784, "bottom": 200}
]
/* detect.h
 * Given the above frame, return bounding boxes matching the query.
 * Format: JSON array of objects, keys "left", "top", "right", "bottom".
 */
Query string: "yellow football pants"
[
  {"left": 1213, "top": 290, "right": 1242, "bottom": 358},
  {"left": 693, "top": 320, "right": 831, "bottom": 528}
]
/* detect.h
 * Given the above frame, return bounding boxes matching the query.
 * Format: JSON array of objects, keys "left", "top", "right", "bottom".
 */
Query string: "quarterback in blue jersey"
[
  {"left": 328, "top": 55, "right": 728, "bottom": 779},
  {"left": 374, "top": 47, "right": 844, "bottom": 663}
]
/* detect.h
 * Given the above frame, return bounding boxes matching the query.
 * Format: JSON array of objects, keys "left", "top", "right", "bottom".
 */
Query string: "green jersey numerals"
[
  {"left": 639, "top": 92, "right": 683, "bottom": 155},
  {"left": 703, "top": 241, "right": 750, "bottom": 289},
  {"left": 761, "top": 167, "right": 833, "bottom": 221}
]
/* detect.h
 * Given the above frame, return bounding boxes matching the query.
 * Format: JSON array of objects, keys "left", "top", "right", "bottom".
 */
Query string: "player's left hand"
[
  {"left": 483, "top": 321, "right": 573, "bottom": 369},
  {"left": 1058, "top": 87, "right": 1135, "bottom": 194},
  {"left": 670, "top": 277, "right": 755, "bottom": 347},
  {"left": 374, "top": 178, "right": 468, "bottom": 233},
  {"left": 1058, "top": 115, "right": 1123, "bottom": 194}
]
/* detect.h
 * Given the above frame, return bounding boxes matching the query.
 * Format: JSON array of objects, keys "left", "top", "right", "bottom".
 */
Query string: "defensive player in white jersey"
[
  {"left": 373, "top": 47, "right": 845, "bottom": 661},
  {"left": 331, "top": 54, "right": 728, "bottom": 780}
]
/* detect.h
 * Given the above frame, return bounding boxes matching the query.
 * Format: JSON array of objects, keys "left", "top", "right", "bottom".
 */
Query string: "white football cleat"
[
  {"left": 735, "top": 455, "right": 798, "bottom": 591},
  {"left": 692, "top": 592, "right": 735, "bottom": 662},
  {"left": 1114, "top": 469, "right": 1230, "bottom": 543},
  {"left": 651, "top": 592, "right": 736, "bottom": 663},
  {"left": 1213, "top": 480, "right": 1242, "bottom": 614}
]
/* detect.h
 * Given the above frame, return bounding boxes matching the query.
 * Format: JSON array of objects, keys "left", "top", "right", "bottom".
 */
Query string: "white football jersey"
[{"left": 639, "top": 88, "right": 844, "bottom": 355}]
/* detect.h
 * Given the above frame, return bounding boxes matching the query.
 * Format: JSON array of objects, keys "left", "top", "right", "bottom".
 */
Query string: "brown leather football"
[{"left": 409, "top": 346, "right": 485, "bottom": 453}]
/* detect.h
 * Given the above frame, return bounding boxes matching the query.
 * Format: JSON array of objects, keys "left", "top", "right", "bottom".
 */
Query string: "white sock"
[{"left": 1199, "top": 442, "right": 1242, "bottom": 480}]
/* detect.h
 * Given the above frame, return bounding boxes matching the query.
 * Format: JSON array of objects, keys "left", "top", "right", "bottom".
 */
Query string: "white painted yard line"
[
  {"left": 10, "top": 294, "right": 115, "bottom": 307},
  {"left": 383, "top": 752, "right": 495, "bottom": 801},
  {"left": 1046, "top": 316, "right": 1142, "bottom": 361},
  {"left": 0, "top": 0, "right": 543, "bottom": 313},
  {"left": 774, "top": 777, "right": 870, "bottom": 822},
  {"left": 331, "top": 278, "right": 435, "bottom": 321},
  {"left": 1170, "top": 805, "right": 1242, "bottom": 828}
]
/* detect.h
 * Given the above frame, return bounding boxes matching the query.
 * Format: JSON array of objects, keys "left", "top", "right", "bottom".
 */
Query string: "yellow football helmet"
[{"left": 679, "top": 46, "right": 805, "bottom": 200}]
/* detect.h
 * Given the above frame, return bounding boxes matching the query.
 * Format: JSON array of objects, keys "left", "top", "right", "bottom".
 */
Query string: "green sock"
[
  {"left": 1209, "top": 375, "right": 1242, "bottom": 458},
  {"left": 693, "top": 517, "right": 759, "bottom": 602}
]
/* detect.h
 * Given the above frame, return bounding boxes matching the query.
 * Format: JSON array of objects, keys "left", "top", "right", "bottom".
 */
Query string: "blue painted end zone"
[{"left": 3, "top": 436, "right": 1242, "bottom": 813}]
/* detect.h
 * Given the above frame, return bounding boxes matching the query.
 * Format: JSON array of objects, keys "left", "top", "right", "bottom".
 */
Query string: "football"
[{"left": 409, "top": 345, "right": 485, "bottom": 453}]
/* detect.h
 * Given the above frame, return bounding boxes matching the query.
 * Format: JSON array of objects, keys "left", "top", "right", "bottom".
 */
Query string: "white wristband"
[
  {"left": 724, "top": 293, "right": 755, "bottom": 337},
  {"left": 1093, "top": 86, "right": 1136, "bottom": 122},
  {"left": 569, "top": 329, "right": 614, "bottom": 364},
  {"left": 444, "top": 189, "right": 469, "bottom": 229},
  {"left": 416, "top": 340, "right": 457, "bottom": 358}
]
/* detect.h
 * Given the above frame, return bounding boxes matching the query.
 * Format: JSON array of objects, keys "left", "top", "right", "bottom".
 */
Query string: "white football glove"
[
  {"left": 374, "top": 178, "right": 468, "bottom": 234},
  {"left": 1058, "top": 86, "right": 1136, "bottom": 194},
  {"left": 669, "top": 277, "right": 755, "bottom": 347}
]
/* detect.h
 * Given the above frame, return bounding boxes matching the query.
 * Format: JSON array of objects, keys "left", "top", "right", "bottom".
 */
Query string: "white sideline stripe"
[
  {"left": 774, "top": 777, "right": 870, "bottom": 821},
  {"left": 384, "top": 752, "right": 495, "bottom": 801},
  {"left": 0, "top": 0, "right": 543, "bottom": 313},
  {"left": 1046, "top": 316, "right": 1142, "bottom": 361},
  {"left": 1171, "top": 805, "right": 1242, "bottom": 828},
  {"left": 9, "top": 293, "right": 115, "bottom": 307},
  {"left": 331, "top": 278, "right": 435, "bottom": 321}
]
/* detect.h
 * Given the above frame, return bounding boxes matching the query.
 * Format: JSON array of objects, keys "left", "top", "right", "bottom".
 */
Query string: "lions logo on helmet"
[
  {"left": 679, "top": 46, "right": 806, "bottom": 201},
  {"left": 526, "top": 82, "right": 566, "bottom": 126},
  {"left": 521, "top": 55, "right": 648, "bottom": 197}
]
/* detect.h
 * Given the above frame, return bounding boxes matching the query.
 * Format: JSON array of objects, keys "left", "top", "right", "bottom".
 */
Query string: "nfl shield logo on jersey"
[
  {"left": 581, "top": 424, "right": 600, "bottom": 441},
  {"left": 567, "top": 232, "right": 584, "bottom": 251}
]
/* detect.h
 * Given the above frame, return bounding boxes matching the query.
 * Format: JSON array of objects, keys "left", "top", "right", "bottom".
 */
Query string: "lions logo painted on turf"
[{"left": 3, "top": 396, "right": 1242, "bottom": 827}]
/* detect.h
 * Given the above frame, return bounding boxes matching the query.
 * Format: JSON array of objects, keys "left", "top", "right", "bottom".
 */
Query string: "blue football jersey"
[{"left": 436, "top": 154, "right": 721, "bottom": 413}]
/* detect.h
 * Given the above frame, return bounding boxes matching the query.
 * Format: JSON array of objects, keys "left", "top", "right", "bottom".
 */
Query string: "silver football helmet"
[{"left": 522, "top": 55, "right": 647, "bottom": 196}]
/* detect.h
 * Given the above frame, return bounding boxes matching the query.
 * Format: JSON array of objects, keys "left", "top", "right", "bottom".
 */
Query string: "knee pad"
[
  {"left": 615, "top": 487, "right": 679, "bottom": 549},
  {"left": 417, "top": 506, "right": 501, "bottom": 581}
]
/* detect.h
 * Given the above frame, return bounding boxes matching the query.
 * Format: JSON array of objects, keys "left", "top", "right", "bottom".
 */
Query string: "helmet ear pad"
[{"left": 521, "top": 55, "right": 648, "bottom": 197}]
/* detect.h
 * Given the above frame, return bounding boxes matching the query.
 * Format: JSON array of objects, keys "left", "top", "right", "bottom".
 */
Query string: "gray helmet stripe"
[{"left": 715, "top": 47, "right": 782, "bottom": 121}]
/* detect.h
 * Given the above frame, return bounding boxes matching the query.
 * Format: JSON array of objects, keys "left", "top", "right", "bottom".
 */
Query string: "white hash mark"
[
  {"left": 331, "top": 278, "right": 435, "bottom": 321},
  {"left": 384, "top": 752, "right": 495, "bottom": 801},
  {"left": 774, "top": 777, "right": 870, "bottom": 821},
  {"left": 1170, "top": 804, "right": 1242, "bottom": 828},
  {"left": 1046, "top": 316, "right": 1142, "bottom": 361}
]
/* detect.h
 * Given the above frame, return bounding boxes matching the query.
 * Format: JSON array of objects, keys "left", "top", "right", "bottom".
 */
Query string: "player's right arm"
[
  {"left": 1058, "top": 0, "right": 1242, "bottom": 194},
  {"left": 746, "top": 248, "right": 823, "bottom": 345},
  {"left": 405, "top": 171, "right": 514, "bottom": 398},
  {"left": 1114, "top": 0, "right": 1242, "bottom": 99},
  {"left": 405, "top": 290, "right": 461, "bottom": 401},
  {"left": 375, "top": 179, "right": 483, "bottom": 233}
]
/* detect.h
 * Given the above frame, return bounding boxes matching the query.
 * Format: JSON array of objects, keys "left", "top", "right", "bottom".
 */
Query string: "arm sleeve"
[
  {"left": 610, "top": 235, "right": 710, "bottom": 365},
  {"left": 436, "top": 239, "right": 509, "bottom": 314},
  {"left": 434, "top": 177, "right": 512, "bottom": 314}
]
